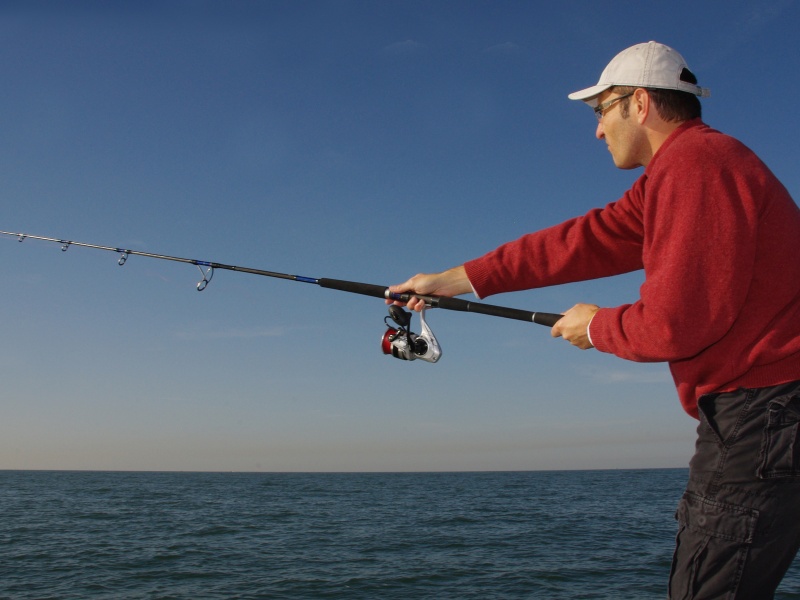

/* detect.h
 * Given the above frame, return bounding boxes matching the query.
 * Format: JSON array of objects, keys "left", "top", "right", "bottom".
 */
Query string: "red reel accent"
[{"left": 381, "top": 328, "right": 398, "bottom": 355}]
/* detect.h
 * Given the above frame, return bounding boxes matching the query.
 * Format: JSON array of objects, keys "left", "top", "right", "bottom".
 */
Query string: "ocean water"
[{"left": 1, "top": 469, "right": 799, "bottom": 599}]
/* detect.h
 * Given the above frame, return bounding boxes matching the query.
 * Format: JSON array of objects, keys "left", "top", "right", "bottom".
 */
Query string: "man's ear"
[{"left": 634, "top": 88, "right": 650, "bottom": 124}]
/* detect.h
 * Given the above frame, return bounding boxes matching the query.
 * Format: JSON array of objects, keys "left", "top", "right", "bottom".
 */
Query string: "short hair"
[{"left": 613, "top": 74, "right": 702, "bottom": 122}]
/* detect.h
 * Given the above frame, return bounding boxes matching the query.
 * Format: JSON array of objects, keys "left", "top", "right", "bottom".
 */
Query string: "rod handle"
[
  {"left": 531, "top": 312, "right": 564, "bottom": 327},
  {"left": 318, "top": 278, "right": 563, "bottom": 328},
  {"left": 392, "top": 292, "right": 563, "bottom": 327},
  {"left": 317, "top": 278, "right": 388, "bottom": 298}
]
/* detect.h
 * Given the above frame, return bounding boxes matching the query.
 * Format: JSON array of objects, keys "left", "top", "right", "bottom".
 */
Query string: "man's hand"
[
  {"left": 551, "top": 303, "right": 600, "bottom": 349},
  {"left": 387, "top": 266, "right": 473, "bottom": 311}
]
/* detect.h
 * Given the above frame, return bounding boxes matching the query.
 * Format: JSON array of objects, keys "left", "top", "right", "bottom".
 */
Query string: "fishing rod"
[{"left": 1, "top": 230, "right": 563, "bottom": 363}]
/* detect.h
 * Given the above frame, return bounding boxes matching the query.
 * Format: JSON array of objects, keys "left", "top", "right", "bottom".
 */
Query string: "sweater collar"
[{"left": 645, "top": 118, "right": 705, "bottom": 174}]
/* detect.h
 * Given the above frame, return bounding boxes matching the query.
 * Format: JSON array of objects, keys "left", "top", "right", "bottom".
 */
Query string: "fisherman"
[{"left": 389, "top": 41, "right": 800, "bottom": 599}]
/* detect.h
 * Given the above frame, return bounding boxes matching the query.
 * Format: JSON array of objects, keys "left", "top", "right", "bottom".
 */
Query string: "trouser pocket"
[
  {"left": 669, "top": 492, "right": 758, "bottom": 599},
  {"left": 756, "top": 392, "right": 800, "bottom": 479}
]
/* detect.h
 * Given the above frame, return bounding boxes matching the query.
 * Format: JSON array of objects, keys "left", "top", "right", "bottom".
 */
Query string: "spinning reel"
[{"left": 381, "top": 305, "right": 441, "bottom": 363}]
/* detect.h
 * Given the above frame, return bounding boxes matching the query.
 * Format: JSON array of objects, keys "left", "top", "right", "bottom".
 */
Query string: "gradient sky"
[{"left": 1, "top": 0, "right": 798, "bottom": 471}]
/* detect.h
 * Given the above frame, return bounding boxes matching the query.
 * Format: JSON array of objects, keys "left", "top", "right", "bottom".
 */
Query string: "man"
[{"left": 389, "top": 41, "right": 800, "bottom": 599}]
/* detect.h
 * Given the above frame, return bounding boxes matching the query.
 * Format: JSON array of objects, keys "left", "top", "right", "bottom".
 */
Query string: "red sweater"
[{"left": 465, "top": 120, "right": 800, "bottom": 418}]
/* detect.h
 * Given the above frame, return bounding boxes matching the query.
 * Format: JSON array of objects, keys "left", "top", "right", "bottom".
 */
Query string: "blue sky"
[{"left": 1, "top": 0, "right": 798, "bottom": 471}]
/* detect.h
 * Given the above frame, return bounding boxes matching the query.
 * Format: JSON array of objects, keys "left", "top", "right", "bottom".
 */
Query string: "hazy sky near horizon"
[{"left": 1, "top": 0, "right": 798, "bottom": 471}]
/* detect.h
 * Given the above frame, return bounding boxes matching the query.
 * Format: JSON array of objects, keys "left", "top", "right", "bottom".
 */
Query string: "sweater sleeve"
[
  {"left": 590, "top": 138, "right": 759, "bottom": 363},
  {"left": 464, "top": 186, "right": 648, "bottom": 299}
]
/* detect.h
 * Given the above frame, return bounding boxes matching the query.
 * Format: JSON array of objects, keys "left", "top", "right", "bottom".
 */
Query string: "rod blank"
[{"left": 1, "top": 230, "right": 563, "bottom": 327}]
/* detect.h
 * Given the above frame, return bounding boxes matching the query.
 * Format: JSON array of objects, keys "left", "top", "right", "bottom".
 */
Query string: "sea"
[{"left": 2, "top": 469, "right": 799, "bottom": 599}]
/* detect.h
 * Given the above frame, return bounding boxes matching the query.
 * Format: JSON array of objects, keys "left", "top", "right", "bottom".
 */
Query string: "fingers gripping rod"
[{"left": 1, "top": 230, "right": 563, "bottom": 327}]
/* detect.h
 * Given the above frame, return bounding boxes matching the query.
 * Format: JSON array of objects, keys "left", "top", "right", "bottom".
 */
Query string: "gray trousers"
[{"left": 668, "top": 380, "right": 800, "bottom": 599}]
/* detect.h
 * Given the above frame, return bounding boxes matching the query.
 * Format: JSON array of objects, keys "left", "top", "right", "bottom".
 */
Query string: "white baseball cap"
[{"left": 568, "top": 41, "right": 710, "bottom": 103}]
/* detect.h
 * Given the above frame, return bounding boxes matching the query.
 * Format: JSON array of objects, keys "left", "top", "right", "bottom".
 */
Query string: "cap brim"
[{"left": 567, "top": 83, "right": 612, "bottom": 102}]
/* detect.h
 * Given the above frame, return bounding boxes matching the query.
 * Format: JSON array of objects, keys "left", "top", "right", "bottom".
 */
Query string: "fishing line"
[{"left": 1, "top": 230, "right": 563, "bottom": 362}]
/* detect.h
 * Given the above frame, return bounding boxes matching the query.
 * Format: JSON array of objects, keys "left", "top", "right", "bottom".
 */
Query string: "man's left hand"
[{"left": 551, "top": 303, "right": 600, "bottom": 350}]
